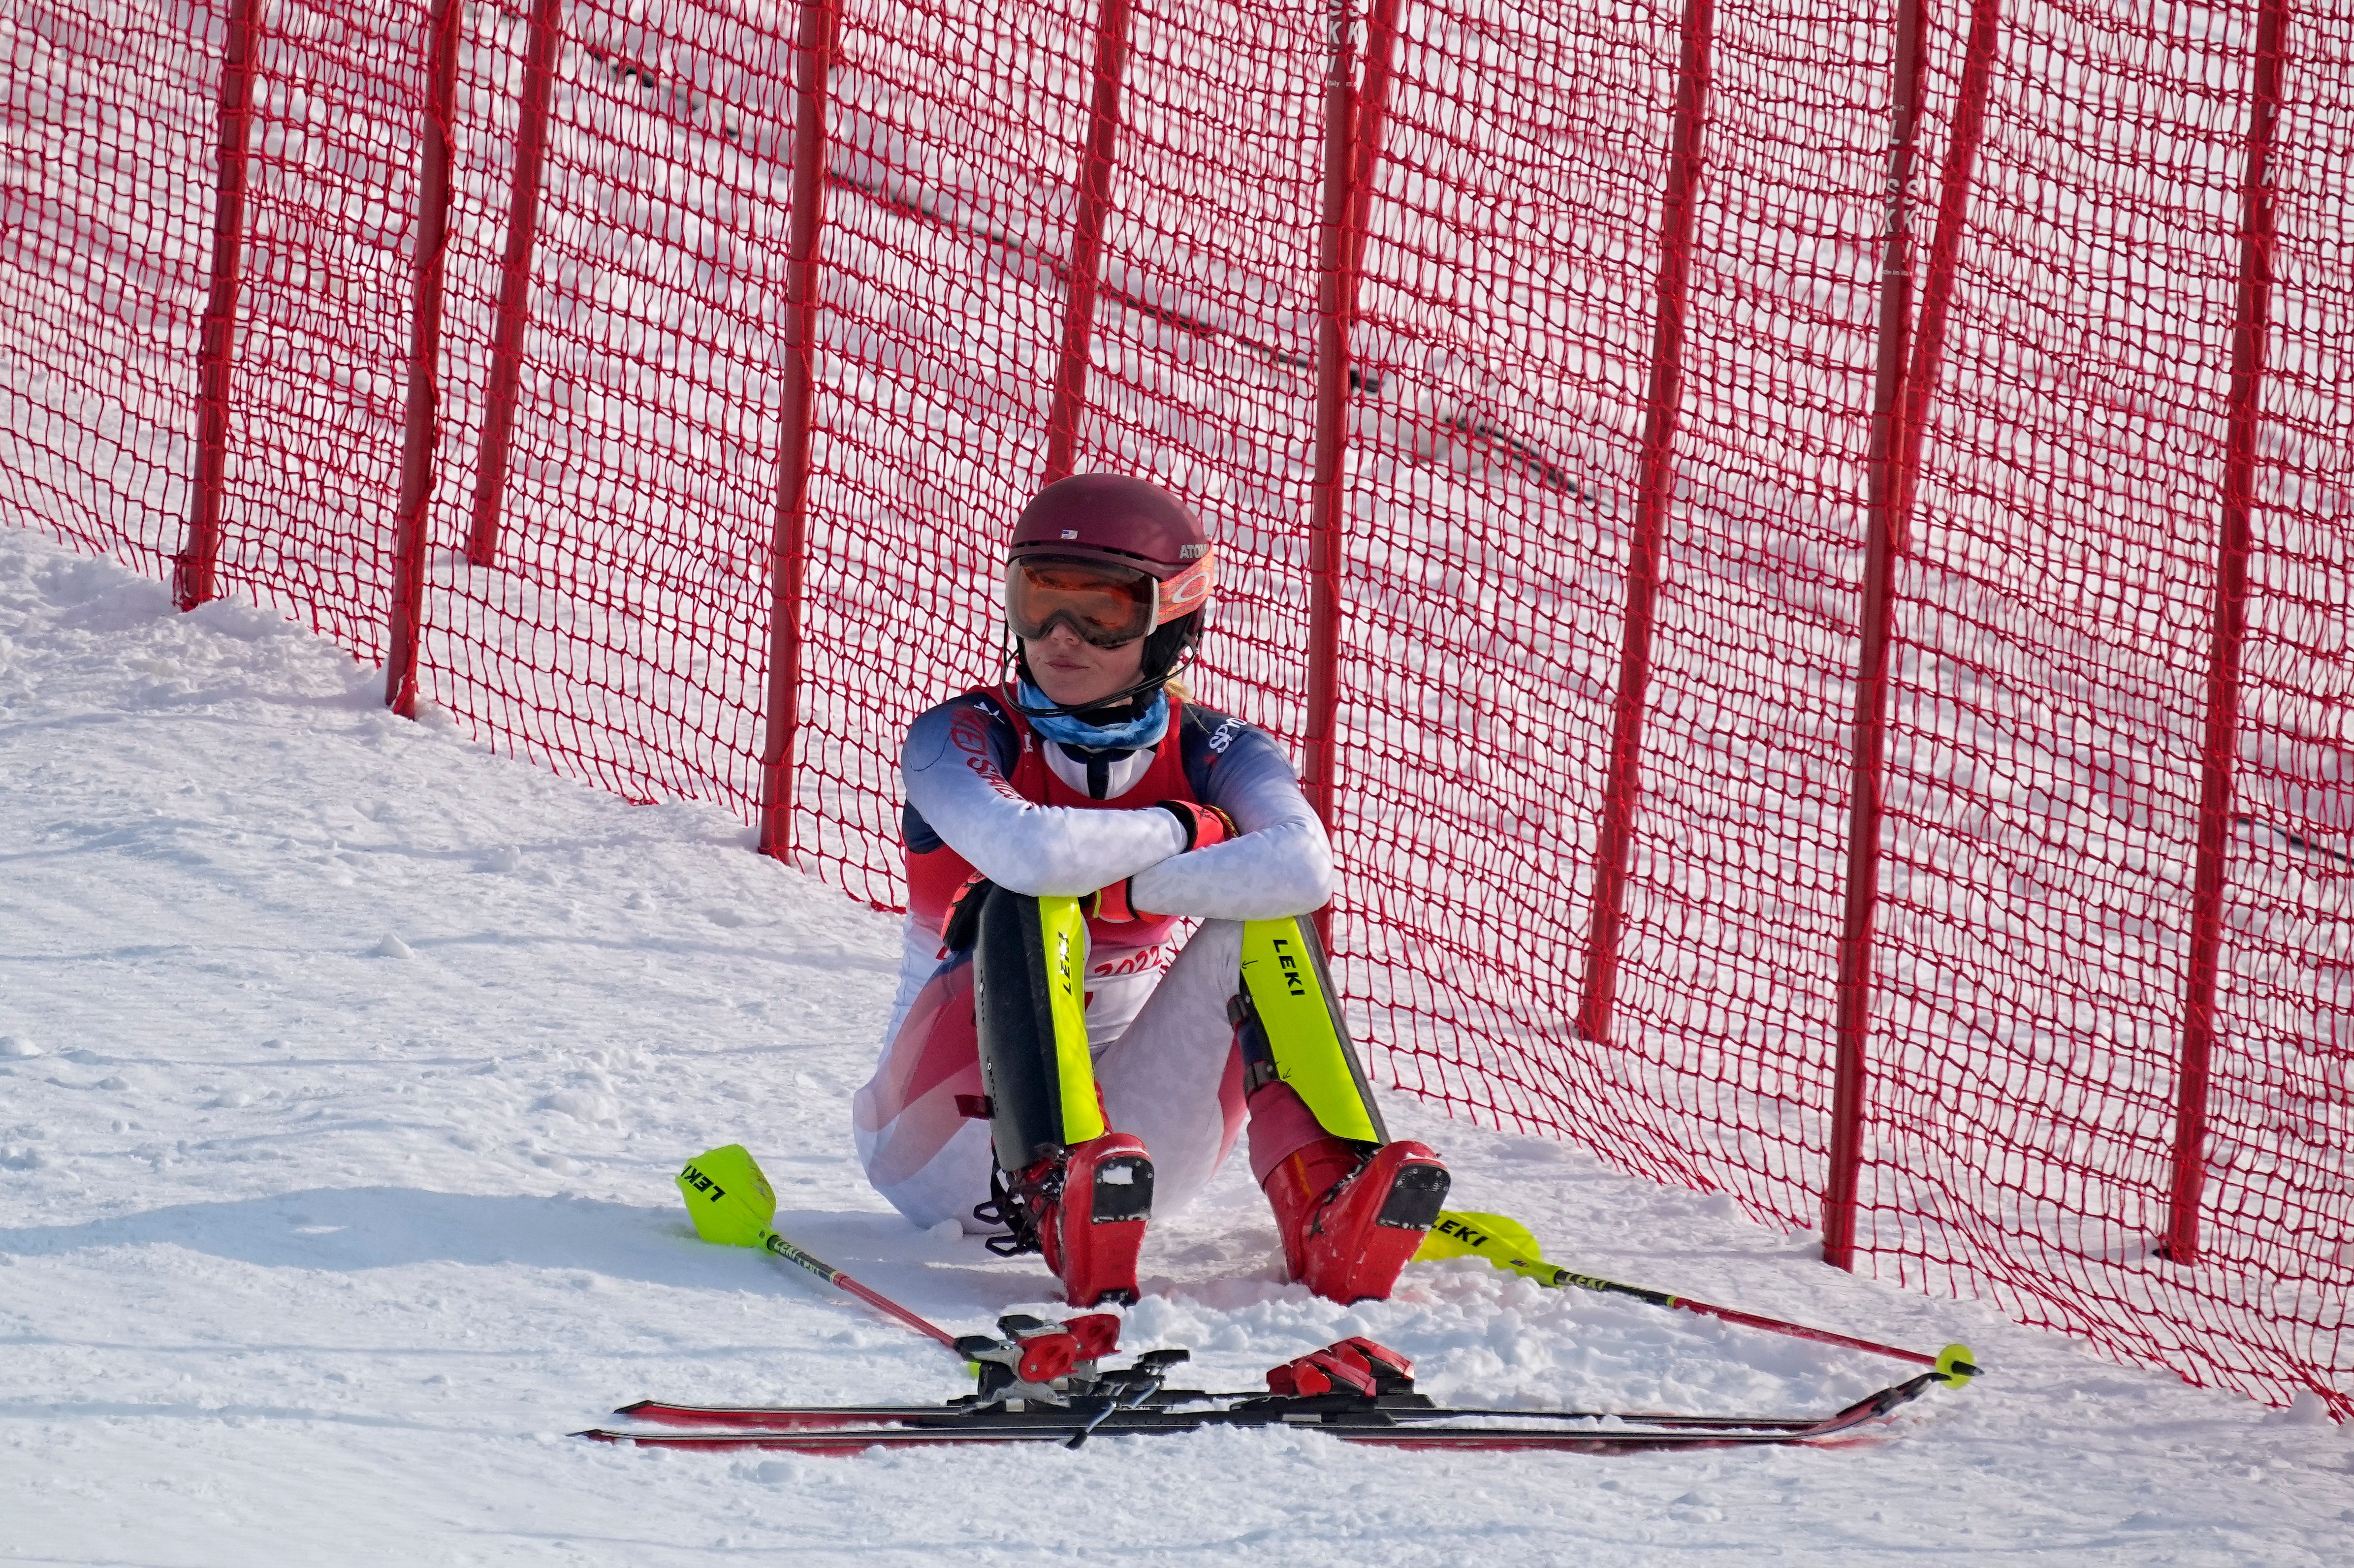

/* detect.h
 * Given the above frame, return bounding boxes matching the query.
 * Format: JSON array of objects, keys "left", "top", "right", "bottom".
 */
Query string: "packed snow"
[{"left": 3, "top": 530, "right": 2349, "bottom": 1564}]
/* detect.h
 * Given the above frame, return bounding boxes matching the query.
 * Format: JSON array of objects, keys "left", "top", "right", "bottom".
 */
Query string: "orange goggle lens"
[{"left": 1005, "top": 558, "right": 1157, "bottom": 647}]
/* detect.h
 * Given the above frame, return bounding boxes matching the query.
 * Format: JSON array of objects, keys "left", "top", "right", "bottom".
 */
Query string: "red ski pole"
[
  {"left": 1420, "top": 1213, "right": 1976, "bottom": 1384},
  {"left": 757, "top": 1226, "right": 962, "bottom": 1350},
  {"left": 1512, "top": 1258, "right": 1978, "bottom": 1384}
]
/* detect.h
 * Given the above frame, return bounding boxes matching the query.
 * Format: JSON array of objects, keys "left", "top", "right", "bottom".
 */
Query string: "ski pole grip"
[
  {"left": 761, "top": 1228, "right": 840, "bottom": 1286},
  {"left": 1522, "top": 1259, "right": 1677, "bottom": 1310}
]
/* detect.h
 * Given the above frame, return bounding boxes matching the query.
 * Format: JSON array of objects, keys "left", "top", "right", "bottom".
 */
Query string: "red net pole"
[
  {"left": 2164, "top": 0, "right": 2290, "bottom": 1268},
  {"left": 1574, "top": 0, "right": 1714, "bottom": 1047},
  {"left": 173, "top": 0, "right": 261, "bottom": 613},
  {"left": 757, "top": 0, "right": 842, "bottom": 861},
  {"left": 465, "top": 0, "right": 566, "bottom": 569},
  {"left": 1822, "top": 0, "right": 1933, "bottom": 1272},
  {"left": 385, "top": 0, "right": 464, "bottom": 718},
  {"left": 1305, "top": 2, "right": 1400, "bottom": 849},
  {"left": 1892, "top": 0, "right": 2003, "bottom": 551},
  {"left": 1040, "top": 0, "right": 1136, "bottom": 487},
  {"left": 1302, "top": 1, "right": 1360, "bottom": 847}
]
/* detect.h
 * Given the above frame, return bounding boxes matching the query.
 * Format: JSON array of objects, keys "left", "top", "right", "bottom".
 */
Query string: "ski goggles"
[{"left": 1003, "top": 553, "right": 1214, "bottom": 648}]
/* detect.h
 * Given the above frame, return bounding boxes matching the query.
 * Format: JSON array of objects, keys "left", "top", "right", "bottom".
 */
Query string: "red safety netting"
[
  {"left": 1, "top": 0, "right": 2346, "bottom": 1413},
  {"left": 2221, "top": 3, "right": 2354, "bottom": 1398},
  {"left": 1868, "top": 0, "right": 2236, "bottom": 1371},
  {"left": 420, "top": 0, "right": 793, "bottom": 805},
  {"left": 0, "top": 0, "right": 217, "bottom": 577},
  {"left": 215, "top": 1, "right": 418, "bottom": 658},
  {"left": 1867, "top": 0, "right": 2351, "bottom": 1411},
  {"left": 1342, "top": 4, "right": 1661, "bottom": 1132},
  {"left": 790, "top": 0, "right": 1102, "bottom": 896}
]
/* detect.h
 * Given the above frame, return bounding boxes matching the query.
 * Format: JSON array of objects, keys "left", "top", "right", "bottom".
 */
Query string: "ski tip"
[
  {"left": 612, "top": 1400, "right": 655, "bottom": 1416},
  {"left": 1935, "top": 1343, "right": 1979, "bottom": 1388}
]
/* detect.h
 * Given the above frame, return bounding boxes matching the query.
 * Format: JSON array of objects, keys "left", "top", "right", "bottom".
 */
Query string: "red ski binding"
[{"left": 1265, "top": 1337, "right": 1417, "bottom": 1397}]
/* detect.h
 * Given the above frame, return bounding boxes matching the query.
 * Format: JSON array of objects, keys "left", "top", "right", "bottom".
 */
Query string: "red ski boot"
[
  {"left": 986, "top": 1131, "right": 1154, "bottom": 1308},
  {"left": 1260, "top": 1126, "right": 1450, "bottom": 1304}
]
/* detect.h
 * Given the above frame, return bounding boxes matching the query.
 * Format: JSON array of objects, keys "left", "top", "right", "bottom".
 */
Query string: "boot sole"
[
  {"left": 1060, "top": 1141, "right": 1153, "bottom": 1309},
  {"left": 1304, "top": 1147, "right": 1451, "bottom": 1304},
  {"left": 1375, "top": 1160, "right": 1450, "bottom": 1230},
  {"left": 1089, "top": 1154, "right": 1154, "bottom": 1223}
]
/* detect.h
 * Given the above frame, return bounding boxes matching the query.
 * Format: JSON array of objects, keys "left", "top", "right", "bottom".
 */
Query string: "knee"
[{"left": 1188, "top": 918, "right": 1245, "bottom": 974}]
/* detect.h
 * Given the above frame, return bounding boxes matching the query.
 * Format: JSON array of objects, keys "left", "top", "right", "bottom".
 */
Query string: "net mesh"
[
  {"left": 1865, "top": 0, "right": 2351, "bottom": 1410},
  {"left": 2, "top": 0, "right": 2346, "bottom": 1413},
  {"left": 2, "top": 0, "right": 217, "bottom": 575},
  {"left": 421, "top": 0, "right": 794, "bottom": 803}
]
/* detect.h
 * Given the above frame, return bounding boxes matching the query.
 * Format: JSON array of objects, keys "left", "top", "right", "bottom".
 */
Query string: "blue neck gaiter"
[{"left": 1017, "top": 680, "right": 1171, "bottom": 753}]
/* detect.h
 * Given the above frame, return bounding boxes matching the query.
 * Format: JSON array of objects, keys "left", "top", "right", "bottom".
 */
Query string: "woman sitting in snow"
[{"left": 852, "top": 474, "right": 1449, "bottom": 1308}]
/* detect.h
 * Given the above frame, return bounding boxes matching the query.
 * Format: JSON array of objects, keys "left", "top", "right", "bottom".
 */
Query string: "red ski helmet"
[
  {"left": 1007, "top": 474, "right": 1215, "bottom": 626},
  {"left": 1004, "top": 474, "right": 1214, "bottom": 712}
]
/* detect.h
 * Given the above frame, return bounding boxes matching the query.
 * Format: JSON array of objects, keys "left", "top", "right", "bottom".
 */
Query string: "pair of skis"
[
  {"left": 579, "top": 1326, "right": 1945, "bottom": 1455},
  {"left": 579, "top": 1299, "right": 1940, "bottom": 1450},
  {"left": 617, "top": 1148, "right": 1970, "bottom": 1458}
]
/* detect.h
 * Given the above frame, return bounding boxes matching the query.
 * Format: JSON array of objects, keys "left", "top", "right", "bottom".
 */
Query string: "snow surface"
[{"left": 3, "top": 524, "right": 2350, "bottom": 1564}]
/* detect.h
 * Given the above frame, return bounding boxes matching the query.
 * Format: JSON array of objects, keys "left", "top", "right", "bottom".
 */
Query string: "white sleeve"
[{"left": 1124, "top": 723, "right": 1335, "bottom": 920}]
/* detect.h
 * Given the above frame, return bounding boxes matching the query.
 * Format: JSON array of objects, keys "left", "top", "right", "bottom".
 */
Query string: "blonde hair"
[{"left": 1163, "top": 675, "right": 1192, "bottom": 702}]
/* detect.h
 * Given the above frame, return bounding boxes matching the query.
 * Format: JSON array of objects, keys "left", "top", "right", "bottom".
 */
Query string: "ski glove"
[
  {"left": 1088, "top": 878, "right": 1147, "bottom": 924},
  {"left": 1157, "top": 799, "right": 1236, "bottom": 852},
  {"left": 1088, "top": 801, "right": 1238, "bottom": 923},
  {"left": 941, "top": 873, "right": 994, "bottom": 951}
]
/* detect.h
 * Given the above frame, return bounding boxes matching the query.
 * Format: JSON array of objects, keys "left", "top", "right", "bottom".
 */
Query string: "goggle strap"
[{"left": 1155, "top": 553, "right": 1215, "bottom": 622}]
